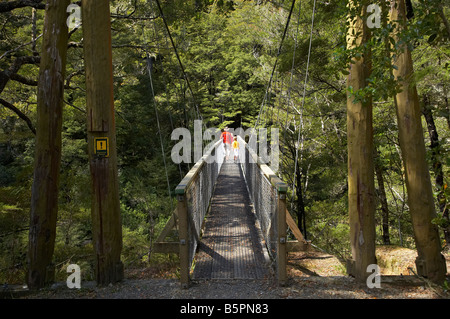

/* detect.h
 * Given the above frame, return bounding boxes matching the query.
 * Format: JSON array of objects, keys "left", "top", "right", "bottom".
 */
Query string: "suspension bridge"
[
  {"left": 147, "top": 0, "right": 314, "bottom": 289},
  {"left": 153, "top": 136, "right": 310, "bottom": 288}
]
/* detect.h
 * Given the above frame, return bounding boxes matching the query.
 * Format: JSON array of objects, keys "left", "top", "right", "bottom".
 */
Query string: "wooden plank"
[
  {"left": 178, "top": 195, "right": 190, "bottom": 288},
  {"left": 286, "top": 209, "right": 306, "bottom": 242},
  {"left": 155, "top": 209, "right": 178, "bottom": 242},
  {"left": 175, "top": 162, "right": 204, "bottom": 195},
  {"left": 175, "top": 140, "right": 222, "bottom": 195}
]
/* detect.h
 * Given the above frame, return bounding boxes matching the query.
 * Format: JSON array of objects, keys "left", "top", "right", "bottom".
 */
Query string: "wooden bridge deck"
[{"left": 193, "top": 160, "right": 271, "bottom": 280}]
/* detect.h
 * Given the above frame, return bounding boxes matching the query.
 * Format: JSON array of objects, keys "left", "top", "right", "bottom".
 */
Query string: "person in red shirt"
[{"left": 220, "top": 126, "right": 233, "bottom": 159}]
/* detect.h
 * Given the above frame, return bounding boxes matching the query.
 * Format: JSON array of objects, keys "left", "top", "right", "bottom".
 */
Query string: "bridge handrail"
[
  {"left": 238, "top": 136, "right": 287, "bottom": 192},
  {"left": 174, "top": 139, "right": 223, "bottom": 196}
]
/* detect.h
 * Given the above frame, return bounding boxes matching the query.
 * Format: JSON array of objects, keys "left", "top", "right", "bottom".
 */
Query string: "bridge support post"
[
  {"left": 277, "top": 190, "right": 287, "bottom": 286},
  {"left": 177, "top": 194, "right": 190, "bottom": 289}
]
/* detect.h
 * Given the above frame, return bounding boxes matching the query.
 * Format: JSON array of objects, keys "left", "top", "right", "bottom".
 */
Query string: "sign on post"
[{"left": 94, "top": 137, "right": 109, "bottom": 157}]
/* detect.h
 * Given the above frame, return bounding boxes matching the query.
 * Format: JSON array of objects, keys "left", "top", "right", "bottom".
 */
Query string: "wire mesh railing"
[
  {"left": 237, "top": 135, "right": 287, "bottom": 285},
  {"left": 175, "top": 139, "right": 224, "bottom": 288}
]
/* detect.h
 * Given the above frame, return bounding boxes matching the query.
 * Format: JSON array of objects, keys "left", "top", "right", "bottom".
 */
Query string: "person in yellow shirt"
[{"left": 232, "top": 136, "right": 239, "bottom": 162}]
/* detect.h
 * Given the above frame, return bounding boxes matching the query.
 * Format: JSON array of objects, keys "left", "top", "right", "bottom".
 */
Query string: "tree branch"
[
  {"left": 312, "top": 74, "right": 344, "bottom": 93},
  {"left": 0, "top": 34, "right": 43, "bottom": 60},
  {"left": 0, "top": 98, "right": 36, "bottom": 135},
  {"left": 0, "top": 55, "right": 40, "bottom": 94},
  {"left": 0, "top": 0, "right": 45, "bottom": 13},
  {"left": 9, "top": 73, "right": 38, "bottom": 86},
  {"left": 68, "top": 41, "right": 157, "bottom": 51}
]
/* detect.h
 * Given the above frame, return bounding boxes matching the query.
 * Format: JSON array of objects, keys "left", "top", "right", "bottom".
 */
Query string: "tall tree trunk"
[
  {"left": 27, "top": 0, "right": 70, "bottom": 289},
  {"left": 390, "top": 0, "right": 447, "bottom": 284},
  {"left": 82, "top": 0, "right": 124, "bottom": 285},
  {"left": 374, "top": 149, "right": 390, "bottom": 245},
  {"left": 346, "top": 1, "right": 377, "bottom": 282},
  {"left": 422, "top": 94, "right": 450, "bottom": 249}
]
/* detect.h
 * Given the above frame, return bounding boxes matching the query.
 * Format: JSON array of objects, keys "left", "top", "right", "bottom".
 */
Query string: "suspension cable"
[
  {"left": 154, "top": 0, "right": 203, "bottom": 123},
  {"left": 141, "top": 17, "right": 175, "bottom": 216},
  {"left": 284, "top": 0, "right": 302, "bottom": 131},
  {"left": 253, "top": 0, "right": 297, "bottom": 137},
  {"left": 290, "top": 0, "right": 316, "bottom": 225},
  {"left": 148, "top": 0, "right": 184, "bottom": 179}
]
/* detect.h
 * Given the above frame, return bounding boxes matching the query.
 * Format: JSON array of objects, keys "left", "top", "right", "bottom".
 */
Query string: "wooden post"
[
  {"left": 277, "top": 189, "right": 287, "bottom": 286},
  {"left": 82, "top": 0, "right": 124, "bottom": 285},
  {"left": 390, "top": 0, "right": 446, "bottom": 284},
  {"left": 346, "top": 1, "right": 377, "bottom": 282},
  {"left": 27, "top": 0, "right": 70, "bottom": 289},
  {"left": 177, "top": 194, "right": 190, "bottom": 288}
]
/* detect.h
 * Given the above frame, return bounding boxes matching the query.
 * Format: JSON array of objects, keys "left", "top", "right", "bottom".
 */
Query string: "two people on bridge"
[{"left": 220, "top": 126, "right": 239, "bottom": 162}]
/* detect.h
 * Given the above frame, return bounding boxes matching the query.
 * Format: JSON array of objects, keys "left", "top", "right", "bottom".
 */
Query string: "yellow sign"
[{"left": 94, "top": 137, "right": 109, "bottom": 157}]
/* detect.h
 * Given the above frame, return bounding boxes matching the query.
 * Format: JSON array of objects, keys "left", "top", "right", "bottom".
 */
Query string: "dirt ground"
[{"left": 6, "top": 246, "right": 449, "bottom": 300}]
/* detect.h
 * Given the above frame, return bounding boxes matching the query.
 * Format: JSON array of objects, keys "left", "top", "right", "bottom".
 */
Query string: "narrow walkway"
[{"left": 193, "top": 160, "right": 271, "bottom": 280}]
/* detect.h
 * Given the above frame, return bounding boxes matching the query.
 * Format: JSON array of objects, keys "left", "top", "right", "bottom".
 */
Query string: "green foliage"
[{"left": 0, "top": 0, "right": 449, "bottom": 284}]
